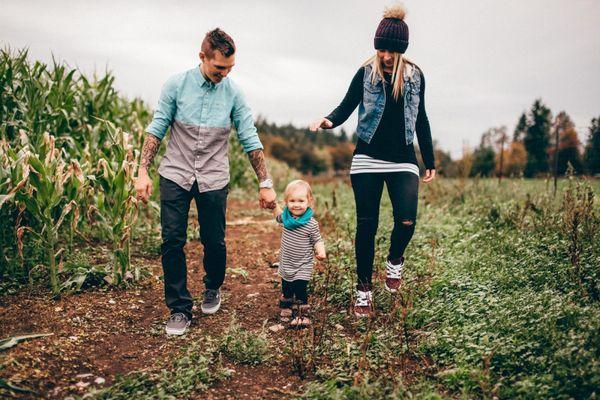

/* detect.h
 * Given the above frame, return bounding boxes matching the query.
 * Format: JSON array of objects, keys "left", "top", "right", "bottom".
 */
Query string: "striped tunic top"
[
  {"left": 276, "top": 215, "right": 323, "bottom": 282},
  {"left": 350, "top": 154, "right": 420, "bottom": 176}
]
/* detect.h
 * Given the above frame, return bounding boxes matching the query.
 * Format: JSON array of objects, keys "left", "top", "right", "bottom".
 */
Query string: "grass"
[
  {"left": 219, "top": 313, "right": 270, "bottom": 366},
  {"left": 301, "top": 177, "right": 599, "bottom": 399},
  {"left": 87, "top": 339, "right": 231, "bottom": 399}
]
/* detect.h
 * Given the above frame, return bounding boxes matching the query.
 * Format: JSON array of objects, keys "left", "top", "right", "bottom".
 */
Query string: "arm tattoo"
[
  {"left": 247, "top": 149, "right": 269, "bottom": 182},
  {"left": 140, "top": 134, "right": 161, "bottom": 170}
]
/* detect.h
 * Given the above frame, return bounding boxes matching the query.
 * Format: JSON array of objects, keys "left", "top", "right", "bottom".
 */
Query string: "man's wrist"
[{"left": 138, "top": 167, "right": 149, "bottom": 177}]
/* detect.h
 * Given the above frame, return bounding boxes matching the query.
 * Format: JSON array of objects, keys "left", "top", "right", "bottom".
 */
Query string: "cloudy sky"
[{"left": 1, "top": 0, "right": 599, "bottom": 157}]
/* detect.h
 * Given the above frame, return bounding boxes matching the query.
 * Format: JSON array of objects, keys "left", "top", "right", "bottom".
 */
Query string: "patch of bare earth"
[{"left": 0, "top": 199, "right": 305, "bottom": 399}]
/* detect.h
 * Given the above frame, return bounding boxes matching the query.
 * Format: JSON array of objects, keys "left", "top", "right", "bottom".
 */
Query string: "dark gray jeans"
[{"left": 160, "top": 176, "right": 228, "bottom": 319}]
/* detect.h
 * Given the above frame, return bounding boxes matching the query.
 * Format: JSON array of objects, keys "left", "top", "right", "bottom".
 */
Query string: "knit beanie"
[{"left": 374, "top": 4, "right": 409, "bottom": 53}]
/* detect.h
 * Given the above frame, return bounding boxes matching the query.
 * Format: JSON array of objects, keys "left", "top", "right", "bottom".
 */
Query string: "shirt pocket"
[{"left": 363, "top": 81, "right": 383, "bottom": 108}]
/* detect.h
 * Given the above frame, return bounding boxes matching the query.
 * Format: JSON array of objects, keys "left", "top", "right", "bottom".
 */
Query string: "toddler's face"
[{"left": 286, "top": 187, "right": 309, "bottom": 216}]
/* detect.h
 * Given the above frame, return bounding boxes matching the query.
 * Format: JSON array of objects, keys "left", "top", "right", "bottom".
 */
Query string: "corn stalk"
[
  {"left": 11, "top": 132, "right": 82, "bottom": 294},
  {"left": 93, "top": 121, "right": 139, "bottom": 284}
]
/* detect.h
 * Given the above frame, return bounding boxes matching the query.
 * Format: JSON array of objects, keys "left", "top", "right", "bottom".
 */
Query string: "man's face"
[{"left": 200, "top": 50, "right": 235, "bottom": 83}]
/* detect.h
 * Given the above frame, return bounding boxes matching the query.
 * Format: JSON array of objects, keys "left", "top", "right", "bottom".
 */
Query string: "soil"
[{"left": 0, "top": 198, "right": 307, "bottom": 399}]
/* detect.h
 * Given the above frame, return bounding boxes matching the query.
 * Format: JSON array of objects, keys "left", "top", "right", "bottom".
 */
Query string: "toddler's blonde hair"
[{"left": 284, "top": 180, "right": 314, "bottom": 206}]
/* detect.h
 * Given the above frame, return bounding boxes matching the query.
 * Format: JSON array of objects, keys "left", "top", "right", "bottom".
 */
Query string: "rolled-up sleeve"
[
  {"left": 231, "top": 88, "right": 263, "bottom": 153},
  {"left": 146, "top": 76, "right": 178, "bottom": 140}
]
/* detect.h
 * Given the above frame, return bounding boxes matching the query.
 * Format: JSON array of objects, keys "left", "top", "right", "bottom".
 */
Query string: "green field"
[{"left": 299, "top": 178, "right": 599, "bottom": 398}]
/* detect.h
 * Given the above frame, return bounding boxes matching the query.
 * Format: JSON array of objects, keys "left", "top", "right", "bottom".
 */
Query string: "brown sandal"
[
  {"left": 279, "top": 297, "right": 294, "bottom": 322},
  {"left": 290, "top": 304, "right": 311, "bottom": 328}
]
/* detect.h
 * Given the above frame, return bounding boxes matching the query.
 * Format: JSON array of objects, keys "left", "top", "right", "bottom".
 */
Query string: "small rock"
[
  {"left": 75, "top": 381, "right": 90, "bottom": 389},
  {"left": 108, "top": 299, "right": 116, "bottom": 305},
  {"left": 94, "top": 377, "right": 105, "bottom": 385},
  {"left": 268, "top": 324, "right": 285, "bottom": 332}
]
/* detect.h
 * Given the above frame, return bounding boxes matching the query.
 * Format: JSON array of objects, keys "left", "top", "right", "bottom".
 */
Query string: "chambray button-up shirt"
[{"left": 146, "top": 65, "right": 263, "bottom": 192}]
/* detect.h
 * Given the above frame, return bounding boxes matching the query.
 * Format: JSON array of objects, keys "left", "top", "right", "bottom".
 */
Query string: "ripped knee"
[{"left": 393, "top": 218, "right": 415, "bottom": 228}]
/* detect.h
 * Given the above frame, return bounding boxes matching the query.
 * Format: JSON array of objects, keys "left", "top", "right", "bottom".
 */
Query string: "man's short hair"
[{"left": 201, "top": 28, "right": 236, "bottom": 58}]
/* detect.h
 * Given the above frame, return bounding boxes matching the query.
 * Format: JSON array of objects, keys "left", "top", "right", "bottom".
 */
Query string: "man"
[{"left": 135, "top": 28, "right": 276, "bottom": 335}]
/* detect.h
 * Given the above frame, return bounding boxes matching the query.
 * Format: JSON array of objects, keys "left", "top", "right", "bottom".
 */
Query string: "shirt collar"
[{"left": 195, "top": 64, "right": 215, "bottom": 89}]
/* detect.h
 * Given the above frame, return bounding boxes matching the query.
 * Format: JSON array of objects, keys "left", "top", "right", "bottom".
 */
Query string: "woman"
[{"left": 310, "top": 3, "right": 436, "bottom": 317}]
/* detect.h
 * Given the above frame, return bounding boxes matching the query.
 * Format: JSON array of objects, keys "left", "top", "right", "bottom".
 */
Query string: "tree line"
[
  {"left": 256, "top": 100, "right": 600, "bottom": 178},
  {"left": 432, "top": 99, "right": 599, "bottom": 178}
]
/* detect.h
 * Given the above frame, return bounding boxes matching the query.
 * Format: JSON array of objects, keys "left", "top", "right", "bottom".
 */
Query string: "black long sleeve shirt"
[{"left": 326, "top": 66, "right": 435, "bottom": 170}]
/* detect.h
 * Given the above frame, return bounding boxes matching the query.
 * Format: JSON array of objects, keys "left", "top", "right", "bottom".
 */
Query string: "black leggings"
[
  {"left": 351, "top": 171, "right": 419, "bottom": 289},
  {"left": 281, "top": 279, "right": 309, "bottom": 304}
]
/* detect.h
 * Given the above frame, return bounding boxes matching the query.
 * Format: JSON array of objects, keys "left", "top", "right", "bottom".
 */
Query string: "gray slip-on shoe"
[
  {"left": 201, "top": 289, "right": 221, "bottom": 314},
  {"left": 165, "top": 312, "right": 191, "bottom": 335}
]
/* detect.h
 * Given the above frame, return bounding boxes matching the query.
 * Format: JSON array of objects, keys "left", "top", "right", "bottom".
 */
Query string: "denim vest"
[{"left": 357, "top": 63, "right": 421, "bottom": 145}]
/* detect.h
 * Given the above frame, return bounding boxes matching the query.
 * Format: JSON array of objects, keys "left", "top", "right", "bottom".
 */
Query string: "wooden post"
[
  {"left": 553, "top": 120, "right": 559, "bottom": 197},
  {"left": 498, "top": 133, "right": 505, "bottom": 184}
]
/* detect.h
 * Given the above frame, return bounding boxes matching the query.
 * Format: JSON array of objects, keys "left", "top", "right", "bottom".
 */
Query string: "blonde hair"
[
  {"left": 363, "top": 53, "right": 415, "bottom": 101},
  {"left": 284, "top": 180, "right": 314, "bottom": 206}
]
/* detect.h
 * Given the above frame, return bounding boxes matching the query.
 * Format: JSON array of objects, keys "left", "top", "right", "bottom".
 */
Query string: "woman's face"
[{"left": 377, "top": 50, "right": 395, "bottom": 70}]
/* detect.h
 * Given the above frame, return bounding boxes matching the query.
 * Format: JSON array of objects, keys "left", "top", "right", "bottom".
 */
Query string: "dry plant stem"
[{"left": 354, "top": 316, "right": 375, "bottom": 386}]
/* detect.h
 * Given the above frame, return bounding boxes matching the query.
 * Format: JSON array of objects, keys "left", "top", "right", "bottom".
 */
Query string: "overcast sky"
[{"left": 1, "top": 0, "right": 599, "bottom": 157}]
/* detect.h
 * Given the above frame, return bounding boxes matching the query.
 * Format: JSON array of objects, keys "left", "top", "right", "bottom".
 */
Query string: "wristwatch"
[{"left": 259, "top": 178, "right": 273, "bottom": 189}]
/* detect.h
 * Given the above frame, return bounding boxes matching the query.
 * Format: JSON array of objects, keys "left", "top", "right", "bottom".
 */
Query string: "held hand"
[
  {"left": 315, "top": 252, "right": 327, "bottom": 261},
  {"left": 309, "top": 118, "right": 333, "bottom": 132},
  {"left": 259, "top": 188, "right": 277, "bottom": 209},
  {"left": 135, "top": 170, "right": 153, "bottom": 203},
  {"left": 423, "top": 169, "right": 436, "bottom": 183}
]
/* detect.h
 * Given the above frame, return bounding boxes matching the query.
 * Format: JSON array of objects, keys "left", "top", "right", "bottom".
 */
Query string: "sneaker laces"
[
  {"left": 386, "top": 260, "right": 403, "bottom": 279},
  {"left": 169, "top": 313, "right": 187, "bottom": 323},
  {"left": 355, "top": 290, "right": 372, "bottom": 307}
]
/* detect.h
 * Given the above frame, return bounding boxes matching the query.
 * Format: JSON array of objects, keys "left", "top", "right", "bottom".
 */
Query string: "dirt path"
[{"left": 0, "top": 198, "right": 304, "bottom": 399}]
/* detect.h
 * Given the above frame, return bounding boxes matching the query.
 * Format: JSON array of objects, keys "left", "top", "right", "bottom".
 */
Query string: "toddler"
[{"left": 272, "top": 180, "right": 326, "bottom": 327}]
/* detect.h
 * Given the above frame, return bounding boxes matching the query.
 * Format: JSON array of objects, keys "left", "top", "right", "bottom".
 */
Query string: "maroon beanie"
[{"left": 374, "top": 6, "right": 409, "bottom": 53}]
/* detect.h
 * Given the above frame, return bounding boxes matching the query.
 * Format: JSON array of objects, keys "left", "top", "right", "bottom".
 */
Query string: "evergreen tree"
[
  {"left": 471, "top": 129, "right": 496, "bottom": 177},
  {"left": 513, "top": 112, "right": 528, "bottom": 142},
  {"left": 339, "top": 128, "right": 349, "bottom": 142},
  {"left": 471, "top": 147, "right": 496, "bottom": 177},
  {"left": 523, "top": 99, "right": 552, "bottom": 177},
  {"left": 584, "top": 116, "right": 600, "bottom": 175}
]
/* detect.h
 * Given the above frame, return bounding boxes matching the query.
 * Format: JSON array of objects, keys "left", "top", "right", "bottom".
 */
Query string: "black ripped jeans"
[
  {"left": 160, "top": 176, "right": 228, "bottom": 319},
  {"left": 351, "top": 171, "right": 419, "bottom": 290}
]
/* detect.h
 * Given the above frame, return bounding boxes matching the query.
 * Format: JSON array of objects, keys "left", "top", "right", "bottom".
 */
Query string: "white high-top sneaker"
[
  {"left": 354, "top": 289, "right": 373, "bottom": 318},
  {"left": 385, "top": 258, "right": 404, "bottom": 293}
]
